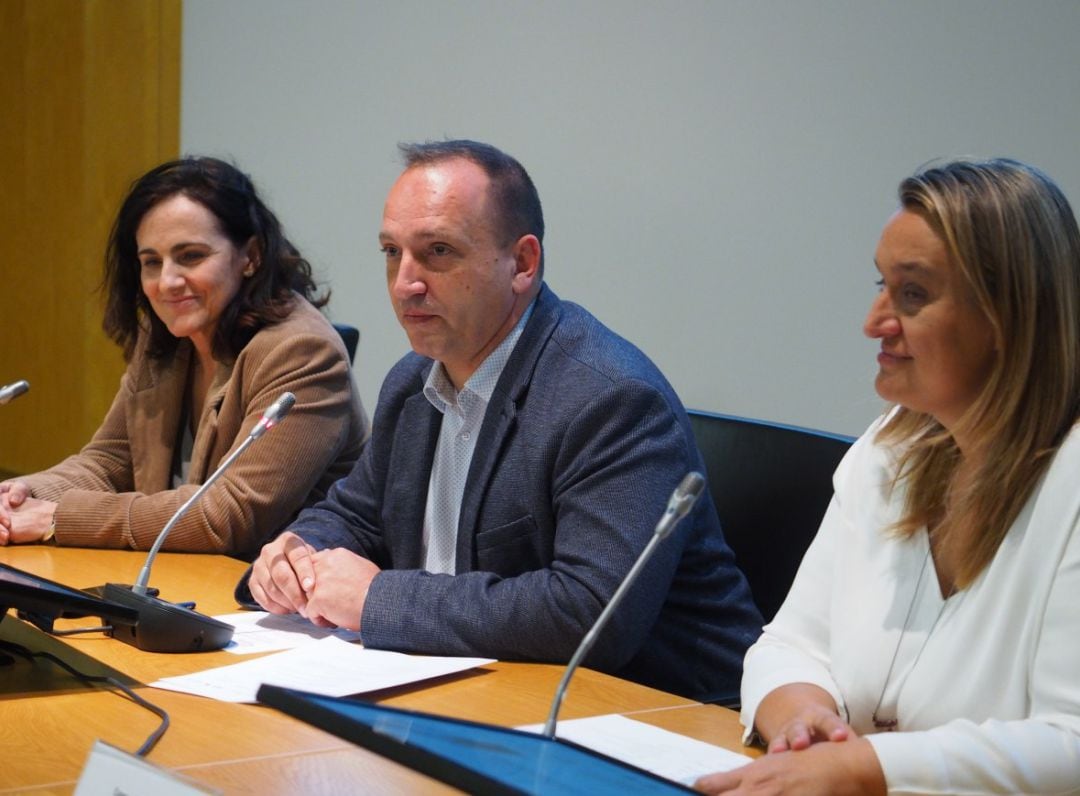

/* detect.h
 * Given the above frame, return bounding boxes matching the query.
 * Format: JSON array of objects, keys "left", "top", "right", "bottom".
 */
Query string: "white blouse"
[{"left": 740, "top": 416, "right": 1080, "bottom": 795}]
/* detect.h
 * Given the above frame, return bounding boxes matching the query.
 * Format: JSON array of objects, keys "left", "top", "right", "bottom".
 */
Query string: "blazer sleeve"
[
  {"left": 17, "top": 368, "right": 139, "bottom": 500},
  {"left": 273, "top": 357, "right": 419, "bottom": 565},
  {"left": 27, "top": 328, "right": 361, "bottom": 553},
  {"left": 356, "top": 380, "right": 700, "bottom": 668}
]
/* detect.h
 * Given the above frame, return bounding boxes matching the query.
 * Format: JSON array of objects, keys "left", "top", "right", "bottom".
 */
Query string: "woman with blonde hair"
[{"left": 697, "top": 159, "right": 1080, "bottom": 794}]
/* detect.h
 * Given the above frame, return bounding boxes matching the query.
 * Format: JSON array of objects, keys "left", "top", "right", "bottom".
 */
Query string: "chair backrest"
[
  {"left": 332, "top": 323, "right": 360, "bottom": 365},
  {"left": 687, "top": 410, "right": 855, "bottom": 623}
]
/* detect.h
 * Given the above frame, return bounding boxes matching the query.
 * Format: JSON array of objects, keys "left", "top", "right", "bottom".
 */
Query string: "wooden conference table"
[{"left": 0, "top": 546, "right": 758, "bottom": 794}]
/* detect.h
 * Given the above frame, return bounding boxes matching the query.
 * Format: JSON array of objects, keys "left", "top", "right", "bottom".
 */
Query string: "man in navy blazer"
[{"left": 248, "top": 140, "right": 762, "bottom": 702}]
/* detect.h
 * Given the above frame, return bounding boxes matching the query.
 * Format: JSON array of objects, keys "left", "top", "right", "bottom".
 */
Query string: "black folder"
[{"left": 257, "top": 683, "right": 697, "bottom": 795}]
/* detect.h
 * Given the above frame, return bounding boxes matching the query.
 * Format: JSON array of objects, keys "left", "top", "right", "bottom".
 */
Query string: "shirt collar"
[{"left": 424, "top": 299, "right": 535, "bottom": 414}]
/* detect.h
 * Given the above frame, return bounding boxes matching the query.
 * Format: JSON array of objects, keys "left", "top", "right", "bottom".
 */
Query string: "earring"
[{"left": 243, "top": 265, "right": 255, "bottom": 277}]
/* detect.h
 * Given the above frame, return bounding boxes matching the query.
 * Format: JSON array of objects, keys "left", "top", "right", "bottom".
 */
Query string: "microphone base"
[
  {"left": 83, "top": 583, "right": 159, "bottom": 599},
  {"left": 100, "top": 583, "right": 234, "bottom": 653}
]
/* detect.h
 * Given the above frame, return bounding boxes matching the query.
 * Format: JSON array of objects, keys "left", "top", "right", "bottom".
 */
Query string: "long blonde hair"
[{"left": 878, "top": 159, "right": 1080, "bottom": 587}]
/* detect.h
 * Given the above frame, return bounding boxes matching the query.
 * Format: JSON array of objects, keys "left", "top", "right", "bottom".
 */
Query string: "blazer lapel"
[
  {"left": 130, "top": 344, "right": 189, "bottom": 493},
  {"left": 386, "top": 390, "right": 442, "bottom": 568},
  {"left": 454, "top": 393, "right": 518, "bottom": 572},
  {"left": 455, "top": 287, "right": 562, "bottom": 570},
  {"left": 187, "top": 359, "right": 233, "bottom": 484}
]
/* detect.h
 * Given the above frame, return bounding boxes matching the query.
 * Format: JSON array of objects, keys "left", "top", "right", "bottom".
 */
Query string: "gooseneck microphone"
[
  {"left": 0, "top": 380, "right": 30, "bottom": 404},
  {"left": 133, "top": 391, "right": 296, "bottom": 595},
  {"left": 102, "top": 392, "right": 296, "bottom": 652},
  {"left": 542, "top": 471, "right": 706, "bottom": 739}
]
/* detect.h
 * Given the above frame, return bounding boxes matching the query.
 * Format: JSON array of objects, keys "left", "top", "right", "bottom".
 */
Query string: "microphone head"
[
  {"left": 0, "top": 379, "right": 29, "bottom": 405},
  {"left": 266, "top": 391, "right": 296, "bottom": 423},
  {"left": 676, "top": 471, "right": 706, "bottom": 501},
  {"left": 666, "top": 471, "right": 706, "bottom": 528},
  {"left": 250, "top": 392, "right": 296, "bottom": 438},
  {"left": 648, "top": 470, "right": 708, "bottom": 540}
]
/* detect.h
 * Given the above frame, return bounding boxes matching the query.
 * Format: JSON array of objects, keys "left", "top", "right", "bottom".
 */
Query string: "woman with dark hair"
[
  {"left": 0, "top": 157, "right": 367, "bottom": 554},
  {"left": 697, "top": 159, "right": 1080, "bottom": 794}
]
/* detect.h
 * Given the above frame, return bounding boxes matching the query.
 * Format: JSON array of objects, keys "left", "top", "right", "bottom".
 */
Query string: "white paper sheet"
[
  {"left": 150, "top": 636, "right": 495, "bottom": 703},
  {"left": 216, "top": 610, "right": 363, "bottom": 654},
  {"left": 518, "top": 713, "right": 752, "bottom": 786}
]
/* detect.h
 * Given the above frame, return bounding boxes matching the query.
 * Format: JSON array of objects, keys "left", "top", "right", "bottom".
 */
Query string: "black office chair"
[
  {"left": 332, "top": 323, "right": 360, "bottom": 365},
  {"left": 687, "top": 410, "right": 855, "bottom": 623}
]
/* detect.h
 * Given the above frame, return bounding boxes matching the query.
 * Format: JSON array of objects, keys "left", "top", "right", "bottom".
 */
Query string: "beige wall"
[
  {"left": 181, "top": 1, "right": 1080, "bottom": 437},
  {"left": 0, "top": 0, "right": 180, "bottom": 475}
]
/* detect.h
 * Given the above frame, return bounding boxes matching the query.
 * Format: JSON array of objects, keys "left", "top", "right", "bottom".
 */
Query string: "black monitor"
[
  {"left": 0, "top": 562, "right": 139, "bottom": 633},
  {"left": 257, "top": 684, "right": 696, "bottom": 795}
]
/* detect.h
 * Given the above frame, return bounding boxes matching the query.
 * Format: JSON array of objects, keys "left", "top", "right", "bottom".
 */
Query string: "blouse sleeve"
[
  {"left": 736, "top": 430, "right": 875, "bottom": 740},
  {"left": 866, "top": 497, "right": 1080, "bottom": 795}
]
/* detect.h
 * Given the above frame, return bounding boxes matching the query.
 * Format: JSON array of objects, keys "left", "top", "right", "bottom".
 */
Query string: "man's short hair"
[{"left": 399, "top": 140, "right": 545, "bottom": 269}]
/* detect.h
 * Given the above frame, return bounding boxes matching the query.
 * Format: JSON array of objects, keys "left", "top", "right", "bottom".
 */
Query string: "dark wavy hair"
[
  {"left": 398, "top": 139, "right": 545, "bottom": 273},
  {"left": 102, "top": 156, "right": 327, "bottom": 361}
]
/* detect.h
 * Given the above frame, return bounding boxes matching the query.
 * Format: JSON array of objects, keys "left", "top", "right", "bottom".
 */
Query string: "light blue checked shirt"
[{"left": 421, "top": 301, "right": 535, "bottom": 574}]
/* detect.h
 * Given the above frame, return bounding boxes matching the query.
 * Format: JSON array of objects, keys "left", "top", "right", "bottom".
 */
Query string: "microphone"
[
  {"left": 0, "top": 380, "right": 29, "bottom": 404},
  {"left": 101, "top": 392, "right": 296, "bottom": 652},
  {"left": 133, "top": 391, "right": 295, "bottom": 595},
  {"left": 542, "top": 471, "right": 706, "bottom": 738}
]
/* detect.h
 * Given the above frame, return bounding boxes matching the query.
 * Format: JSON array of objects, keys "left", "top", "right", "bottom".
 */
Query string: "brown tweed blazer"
[{"left": 20, "top": 298, "right": 367, "bottom": 554}]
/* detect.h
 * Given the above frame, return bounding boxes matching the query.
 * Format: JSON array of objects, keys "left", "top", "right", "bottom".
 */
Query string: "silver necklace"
[{"left": 871, "top": 545, "right": 954, "bottom": 731}]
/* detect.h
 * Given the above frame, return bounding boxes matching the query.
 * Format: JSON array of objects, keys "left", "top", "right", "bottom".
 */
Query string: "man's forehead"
[
  {"left": 379, "top": 220, "right": 464, "bottom": 241},
  {"left": 397, "top": 159, "right": 489, "bottom": 200},
  {"left": 381, "top": 161, "right": 495, "bottom": 238},
  {"left": 401, "top": 162, "right": 455, "bottom": 195}
]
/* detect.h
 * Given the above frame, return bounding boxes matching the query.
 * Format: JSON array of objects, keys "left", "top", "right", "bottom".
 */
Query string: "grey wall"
[{"left": 182, "top": 0, "right": 1080, "bottom": 436}]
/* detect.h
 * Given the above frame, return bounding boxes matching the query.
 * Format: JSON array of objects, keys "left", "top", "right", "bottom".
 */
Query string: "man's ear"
[{"left": 511, "top": 234, "right": 541, "bottom": 294}]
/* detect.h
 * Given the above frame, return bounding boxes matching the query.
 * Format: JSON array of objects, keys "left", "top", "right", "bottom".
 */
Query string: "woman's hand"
[
  {"left": 0, "top": 481, "right": 30, "bottom": 534},
  {"left": 0, "top": 483, "right": 57, "bottom": 545},
  {"left": 694, "top": 737, "right": 886, "bottom": 796},
  {"left": 250, "top": 531, "right": 320, "bottom": 618},
  {"left": 749, "top": 682, "right": 853, "bottom": 752},
  {"left": 765, "top": 700, "right": 852, "bottom": 753}
]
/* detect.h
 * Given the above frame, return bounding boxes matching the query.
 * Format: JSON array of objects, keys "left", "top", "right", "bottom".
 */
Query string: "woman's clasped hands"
[
  {"left": 694, "top": 686, "right": 885, "bottom": 795},
  {"left": 0, "top": 481, "right": 56, "bottom": 545}
]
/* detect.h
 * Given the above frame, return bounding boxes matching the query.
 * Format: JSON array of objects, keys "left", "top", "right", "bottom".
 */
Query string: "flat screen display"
[{"left": 258, "top": 684, "right": 696, "bottom": 795}]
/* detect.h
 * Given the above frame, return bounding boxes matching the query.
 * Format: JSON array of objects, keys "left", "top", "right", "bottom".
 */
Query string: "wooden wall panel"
[{"left": 0, "top": 0, "right": 180, "bottom": 475}]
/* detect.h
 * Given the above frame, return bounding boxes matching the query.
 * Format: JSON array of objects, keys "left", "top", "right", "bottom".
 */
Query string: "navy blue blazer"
[{"left": 269, "top": 286, "right": 762, "bottom": 702}]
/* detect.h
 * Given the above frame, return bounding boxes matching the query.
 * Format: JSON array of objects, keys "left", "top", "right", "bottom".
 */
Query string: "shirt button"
[{"left": 461, "top": 431, "right": 471, "bottom": 441}]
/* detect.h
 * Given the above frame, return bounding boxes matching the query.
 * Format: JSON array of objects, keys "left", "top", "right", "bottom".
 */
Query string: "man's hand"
[
  {"left": 249, "top": 531, "right": 319, "bottom": 616},
  {"left": 303, "top": 548, "right": 381, "bottom": 632}
]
